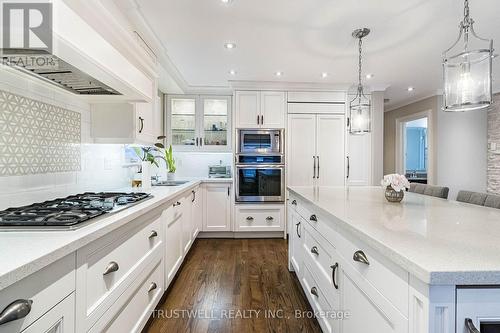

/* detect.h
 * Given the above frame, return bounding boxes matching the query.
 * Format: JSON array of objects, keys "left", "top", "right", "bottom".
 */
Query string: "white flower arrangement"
[{"left": 381, "top": 174, "right": 410, "bottom": 192}]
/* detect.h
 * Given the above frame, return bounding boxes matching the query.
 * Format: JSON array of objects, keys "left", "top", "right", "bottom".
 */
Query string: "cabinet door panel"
[
  {"left": 289, "top": 209, "right": 303, "bottom": 277},
  {"left": 203, "top": 184, "right": 231, "bottom": 231},
  {"left": 165, "top": 209, "right": 183, "bottom": 284},
  {"left": 181, "top": 195, "right": 193, "bottom": 254},
  {"left": 287, "top": 114, "right": 316, "bottom": 187},
  {"left": 200, "top": 96, "right": 231, "bottom": 150},
  {"left": 192, "top": 187, "right": 203, "bottom": 238},
  {"left": 261, "top": 91, "right": 285, "bottom": 128},
  {"left": 340, "top": 262, "right": 408, "bottom": 333},
  {"left": 22, "top": 294, "right": 75, "bottom": 333},
  {"left": 316, "top": 115, "right": 345, "bottom": 186},
  {"left": 235, "top": 91, "right": 260, "bottom": 128},
  {"left": 168, "top": 96, "right": 197, "bottom": 148},
  {"left": 347, "top": 132, "right": 372, "bottom": 186}
]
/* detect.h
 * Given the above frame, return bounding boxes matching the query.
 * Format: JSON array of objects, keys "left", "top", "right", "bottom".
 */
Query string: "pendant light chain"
[
  {"left": 463, "top": 0, "right": 470, "bottom": 26},
  {"left": 358, "top": 37, "right": 363, "bottom": 92}
]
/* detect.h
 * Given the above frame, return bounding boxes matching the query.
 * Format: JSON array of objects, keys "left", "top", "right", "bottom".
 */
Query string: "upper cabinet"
[
  {"left": 167, "top": 95, "right": 232, "bottom": 152},
  {"left": 235, "top": 91, "right": 286, "bottom": 129}
]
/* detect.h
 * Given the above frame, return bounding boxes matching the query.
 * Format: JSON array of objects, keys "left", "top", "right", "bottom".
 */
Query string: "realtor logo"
[{"left": 1, "top": 2, "right": 52, "bottom": 54}]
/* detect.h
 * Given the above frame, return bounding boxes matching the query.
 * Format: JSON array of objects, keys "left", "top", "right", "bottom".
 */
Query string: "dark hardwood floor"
[{"left": 146, "top": 239, "right": 322, "bottom": 333}]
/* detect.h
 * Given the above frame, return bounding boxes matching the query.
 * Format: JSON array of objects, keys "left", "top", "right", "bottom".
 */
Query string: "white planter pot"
[
  {"left": 141, "top": 161, "right": 152, "bottom": 190},
  {"left": 167, "top": 172, "right": 176, "bottom": 181}
]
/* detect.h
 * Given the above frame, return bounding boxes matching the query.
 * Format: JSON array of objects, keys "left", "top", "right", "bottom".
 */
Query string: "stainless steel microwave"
[{"left": 237, "top": 129, "right": 283, "bottom": 155}]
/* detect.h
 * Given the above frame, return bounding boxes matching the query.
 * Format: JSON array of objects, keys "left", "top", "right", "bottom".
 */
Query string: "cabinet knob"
[
  {"left": 310, "top": 214, "right": 318, "bottom": 222},
  {"left": 148, "top": 230, "right": 158, "bottom": 239},
  {"left": 291, "top": 200, "right": 297, "bottom": 206},
  {"left": 465, "top": 318, "right": 480, "bottom": 333},
  {"left": 148, "top": 282, "right": 158, "bottom": 293},
  {"left": 310, "top": 246, "right": 319, "bottom": 255},
  {"left": 0, "top": 299, "right": 33, "bottom": 326},
  {"left": 173, "top": 201, "right": 181, "bottom": 207},
  {"left": 353, "top": 250, "right": 370, "bottom": 265},
  {"left": 103, "top": 261, "right": 119, "bottom": 276},
  {"left": 246, "top": 216, "right": 254, "bottom": 222},
  {"left": 310, "top": 287, "right": 319, "bottom": 297},
  {"left": 266, "top": 216, "right": 274, "bottom": 222}
]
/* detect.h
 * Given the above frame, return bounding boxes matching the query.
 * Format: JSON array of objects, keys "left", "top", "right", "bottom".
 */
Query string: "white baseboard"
[{"left": 197, "top": 231, "right": 285, "bottom": 239}]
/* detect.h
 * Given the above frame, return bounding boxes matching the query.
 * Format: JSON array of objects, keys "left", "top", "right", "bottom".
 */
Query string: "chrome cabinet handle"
[
  {"left": 0, "top": 299, "right": 33, "bottom": 326},
  {"left": 173, "top": 201, "right": 181, "bottom": 207},
  {"left": 148, "top": 282, "right": 157, "bottom": 293},
  {"left": 196, "top": 137, "right": 199, "bottom": 146},
  {"left": 138, "top": 117, "right": 144, "bottom": 133},
  {"left": 353, "top": 250, "right": 370, "bottom": 265},
  {"left": 261, "top": 115, "right": 264, "bottom": 125},
  {"left": 295, "top": 222, "right": 301, "bottom": 238},
  {"left": 266, "top": 216, "right": 274, "bottom": 222},
  {"left": 317, "top": 156, "right": 320, "bottom": 179},
  {"left": 465, "top": 318, "right": 480, "bottom": 333},
  {"left": 310, "top": 214, "right": 317, "bottom": 222},
  {"left": 246, "top": 216, "right": 254, "bottom": 221},
  {"left": 291, "top": 200, "right": 297, "bottom": 206},
  {"left": 313, "top": 156, "right": 317, "bottom": 179},
  {"left": 103, "top": 261, "right": 119, "bottom": 276},
  {"left": 311, "top": 246, "right": 319, "bottom": 255},
  {"left": 257, "top": 115, "right": 260, "bottom": 125},
  {"left": 192, "top": 190, "right": 196, "bottom": 202},
  {"left": 148, "top": 230, "right": 158, "bottom": 239},
  {"left": 331, "top": 263, "right": 339, "bottom": 289},
  {"left": 347, "top": 156, "right": 350, "bottom": 179},
  {"left": 310, "top": 287, "right": 318, "bottom": 297}
]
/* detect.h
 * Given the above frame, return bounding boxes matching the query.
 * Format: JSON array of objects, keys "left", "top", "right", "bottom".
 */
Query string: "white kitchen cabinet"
[
  {"left": 182, "top": 192, "right": 193, "bottom": 254},
  {"left": 191, "top": 186, "right": 203, "bottom": 238},
  {"left": 347, "top": 131, "right": 372, "bottom": 186},
  {"left": 235, "top": 91, "right": 285, "bottom": 128},
  {"left": 234, "top": 204, "right": 284, "bottom": 232},
  {"left": 287, "top": 113, "right": 345, "bottom": 187},
  {"left": 288, "top": 201, "right": 303, "bottom": 277},
  {"left": 167, "top": 95, "right": 232, "bottom": 152},
  {"left": 203, "top": 183, "right": 232, "bottom": 232},
  {"left": 21, "top": 294, "right": 75, "bottom": 333},
  {"left": 165, "top": 200, "right": 184, "bottom": 284},
  {"left": 90, "top": 94, "right": 162, "bottom": 145}
]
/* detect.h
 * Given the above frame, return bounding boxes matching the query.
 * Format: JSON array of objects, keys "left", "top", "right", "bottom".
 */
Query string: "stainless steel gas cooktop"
[{"left": 0, "top": 192, "right": 151, "bottom": 230}]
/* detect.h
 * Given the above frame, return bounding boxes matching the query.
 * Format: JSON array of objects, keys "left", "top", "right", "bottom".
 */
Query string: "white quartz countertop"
[
  {"left": 0, "top": 178, "right": 232, "bottom": 291},
  {"left": 288, "top": 186, "right": 500, "bottom": 285}
]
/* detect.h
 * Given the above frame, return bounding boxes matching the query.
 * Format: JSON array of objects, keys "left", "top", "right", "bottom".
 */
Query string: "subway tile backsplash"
[{"left": 0, "top": 89, "right": 81, "bottom": 176}]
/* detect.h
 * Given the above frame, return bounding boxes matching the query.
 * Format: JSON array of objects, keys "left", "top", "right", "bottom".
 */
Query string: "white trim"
[
  {"left": 386, "top": 92, "right": 440, "bottom": 112},
  {"left": 395, "top": 110, "right": 434, "bottom": 184}
]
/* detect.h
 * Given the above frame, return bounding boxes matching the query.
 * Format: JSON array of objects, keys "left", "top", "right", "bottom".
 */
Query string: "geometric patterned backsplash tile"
[{"left": 0, "top": 90, "right": 81, "bottom": 176}]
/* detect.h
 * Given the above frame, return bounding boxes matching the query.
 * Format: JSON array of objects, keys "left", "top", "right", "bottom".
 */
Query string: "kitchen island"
[{"left": 288, "top": 186, "right": 500, "bottom": 333}]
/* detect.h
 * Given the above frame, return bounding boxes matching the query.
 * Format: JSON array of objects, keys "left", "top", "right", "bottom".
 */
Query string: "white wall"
[
  {"left": 436, "top": 95, "right": 488, "bottom": 200},
  {"left": 371, "top": 91, "right": 385, "bottom": 185},
  {"left": 0, "top": 66, "right": 129, "bottom": 210}
]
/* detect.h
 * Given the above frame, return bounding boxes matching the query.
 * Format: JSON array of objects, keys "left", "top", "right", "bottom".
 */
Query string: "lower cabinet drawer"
[
  {"left": 76, "top": 211, "right": 163, "bottom": 331},
  {"left": 235, "top": 205, "right": 284, "bottom": 232},
  {"left": 0, "top": 254, "right": 75, "bottom": 333},
  {"left": 89, "top": 253, "right": 164, "bottom": 333},
  {"left": 335, "top": 230, "right": 409, "bottom": 316},
  {"left": 302, "top": 223, "right": 340, "bottom": 305},
  {"left": 301, "top": 264, "right": 340, "bottom": 333},
  {"left": 21, "top": 293, "right": 75, "bottom": 333}
]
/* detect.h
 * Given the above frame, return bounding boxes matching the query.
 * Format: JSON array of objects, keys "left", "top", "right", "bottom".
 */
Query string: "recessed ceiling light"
[
  {"left": 224, "top": 42, "right": 236, "bottom": 49},
  {"left": 407, "top": 86, "right": 415, "bottom": 92},
  {"left": 275, "top": 71, "right": 283, "bottom": 77},
  {"left": 366, "top": 74, "right": 374, "bottom": 79},
  {"left": 229, "top": 69, "right": 237, "bottom": 75},
  {"left": 221, "top": 0, "right": 233, "bottom": 3},
  {"left": 321, "top": 72, "right": 328, "bottom": 78}
]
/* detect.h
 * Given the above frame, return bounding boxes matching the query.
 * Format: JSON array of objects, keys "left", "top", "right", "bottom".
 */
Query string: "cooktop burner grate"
[{"left": 0, "top": 192, "right": 151, "bottom": 228}]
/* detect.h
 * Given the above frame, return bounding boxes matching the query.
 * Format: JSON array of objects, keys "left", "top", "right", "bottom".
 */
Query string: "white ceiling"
[{"left": 133, "top": 0, "right": 500, "bottom": 109}]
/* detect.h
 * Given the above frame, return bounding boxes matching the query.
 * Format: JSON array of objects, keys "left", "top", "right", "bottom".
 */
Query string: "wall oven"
[
  {"left": 238, "top": 129, "right": 283, "bottom": 155},
  {"left": 235, "top": 164, "right": 285, "bottom": 202}
]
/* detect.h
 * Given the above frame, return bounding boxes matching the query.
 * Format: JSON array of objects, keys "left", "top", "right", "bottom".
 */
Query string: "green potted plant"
[
  {"left": 164, "top": 145, "right": 177, "bottom": 181},
  {"left": 132, "top": 136, "right": 165, "bottom": 188}
]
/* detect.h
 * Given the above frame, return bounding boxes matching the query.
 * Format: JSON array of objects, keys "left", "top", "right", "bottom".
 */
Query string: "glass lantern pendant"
[
  {"left": 442, "top": 0, "right": 493, "bottom": 112},
  {"left": 349, "top": 28, "right": 371, "bottom": 135}
]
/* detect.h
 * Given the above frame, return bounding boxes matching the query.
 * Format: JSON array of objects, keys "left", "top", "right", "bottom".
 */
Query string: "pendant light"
[
  {"left": 442, "top": 0, "right": 493, "bottom": 111},
  {"left": 349, "top": 28, "right": 371, "bottom": 135}
]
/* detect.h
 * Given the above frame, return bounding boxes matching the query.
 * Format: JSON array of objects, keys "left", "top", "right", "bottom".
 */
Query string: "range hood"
[{"left": 2, "top": 49, "right": 121, "bottom": 95}]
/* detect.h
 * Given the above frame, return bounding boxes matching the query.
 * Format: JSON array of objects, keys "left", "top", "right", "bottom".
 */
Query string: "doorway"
[{"left": 395, "top": 110, "right": 433, "bottom": 184}]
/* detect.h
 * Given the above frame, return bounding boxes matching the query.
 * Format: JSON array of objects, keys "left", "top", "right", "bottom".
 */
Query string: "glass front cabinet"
[{"left": 167, "top": 95, "right": 232, "bottom": 151}]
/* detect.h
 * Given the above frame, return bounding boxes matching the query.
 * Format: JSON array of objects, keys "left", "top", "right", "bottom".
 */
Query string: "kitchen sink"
[{"left": 153, "top": 180, "right": 190, "bottom": 186}]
